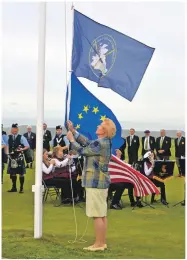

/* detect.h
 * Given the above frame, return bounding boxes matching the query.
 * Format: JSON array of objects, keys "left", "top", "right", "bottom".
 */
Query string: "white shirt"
[
  {"left": 144, "top": 136, "right": 150, "bottom": 150},
  {"left": 53, "top": 158, "right": 69, "bottom": 168},
  {"left": 130, "top": 135, "right": 134, "bottom": 146},
  {"left": 42, "top": 163, "right": 54, "bottom": 174},
  {"left": 144, "top": 162, "right": 153, "bottom": 176},
  {"left": 53, "top": 158, "right": 76, "bottom": 172}
]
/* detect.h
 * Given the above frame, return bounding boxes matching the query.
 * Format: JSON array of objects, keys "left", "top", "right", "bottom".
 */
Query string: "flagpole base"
[{"left": 32, "top": 184, "right": 45, "bottom": 239}]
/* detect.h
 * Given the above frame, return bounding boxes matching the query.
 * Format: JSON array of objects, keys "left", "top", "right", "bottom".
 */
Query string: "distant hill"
[{"left": 2, "top": 125, "right": 185, "bottom": 138}]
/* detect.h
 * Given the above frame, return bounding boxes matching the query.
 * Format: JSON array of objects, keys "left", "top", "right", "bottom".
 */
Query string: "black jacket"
[
  {"left": 43, "top": 130, "right": 52, "bottom": 150},
  {"left": 127, "top": 135, "right": 140, "bottom": 154},
  {"left": 53, "top": 134, "right": 66, "bottom": 147},
  {"left": 119, "top": 138, "right": 126, "bottom": 160},
  {"left": 8, "top": 134, "right": 24, "bottom": 153},
  {"left": 23, "top": 132, "right": 36, "bottom": 150},
  {"left": 141, "top": 136, "right": 155, "bottom": 155},
  {"left": 156, "top": 136, "right": 171, "bottom": 157},
  {"left": 175, "top": 136, "right": 185, "bottom": 158}
]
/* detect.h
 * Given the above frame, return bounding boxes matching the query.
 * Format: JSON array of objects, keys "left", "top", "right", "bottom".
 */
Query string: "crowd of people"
[{"left": 1, "top": 123, "right": 185, "bottom": 207}]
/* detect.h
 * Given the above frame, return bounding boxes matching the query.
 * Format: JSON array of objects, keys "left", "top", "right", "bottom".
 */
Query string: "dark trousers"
[
  {"left": 175, "top": 157, "right": 182, "bottom": 175},
  {"left": 9, "top": 174, "right": 25, "bottom": 190},
  {"left": 2, "top": 162, "right": 4, "bottom": 184},
  {"left": 109, "top": 183, "right": 135, "bottom": 205},
  {"left": 151, "top": 179, "right": 166, "bottom": 201},
  {"left": 128, "top": 152, "right": 138, "bottom": 165},
  {"left": 76, "top": 179, "right": 85, "bottom": 200},
  {"left": 43, "top": 144, "right": 50, "bottom": 152},
  {"left": 24, "top": 149, "right": 34, "bottom": 164},
  {"left": 44, "top": 177, "right": 78, "bottom": 200}
]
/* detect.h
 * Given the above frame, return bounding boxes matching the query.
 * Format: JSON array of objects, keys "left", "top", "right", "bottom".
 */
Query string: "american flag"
[{"left": 108, "top": 155, "right": 160, "bottom": 197}]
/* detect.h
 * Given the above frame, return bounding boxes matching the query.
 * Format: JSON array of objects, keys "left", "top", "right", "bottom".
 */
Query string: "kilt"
[{"left": 7, "top": 154, "right": 26, "bottom": 175}]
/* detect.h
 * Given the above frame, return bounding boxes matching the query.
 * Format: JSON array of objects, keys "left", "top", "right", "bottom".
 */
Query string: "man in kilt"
[{"left": 7, "top": 123, "right": 30, "bottom": 193}]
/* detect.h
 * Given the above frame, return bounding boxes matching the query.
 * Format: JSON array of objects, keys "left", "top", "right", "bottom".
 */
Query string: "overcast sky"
[{"left": 2, "top": 1, "right": 185, "bottom": 130}]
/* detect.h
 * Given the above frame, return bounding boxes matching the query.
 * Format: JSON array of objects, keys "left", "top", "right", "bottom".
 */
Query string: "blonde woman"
[{"left": 67, "top": 118, "right": 116, "bottom": 251}]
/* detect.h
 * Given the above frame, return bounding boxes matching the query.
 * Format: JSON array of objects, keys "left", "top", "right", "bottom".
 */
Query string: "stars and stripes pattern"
[{"left": 109, "top": 155, "right": 160, "bottom": 197}]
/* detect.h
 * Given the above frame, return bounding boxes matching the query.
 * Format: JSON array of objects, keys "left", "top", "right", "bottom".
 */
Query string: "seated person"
[
  {"left": 143, "top": 151, "right": 168, "bottom": 205},
  {"left": 68, "top": 148, "right": 86, "bottom": 202},
  {"left": 52, "top": 146, "right": 78, "bottom": 203},
  {"left": 109, "top": 149, "right": 143, "bottom": 210},
  {"left": 74, "top": 155, "right": 85, "bottom": 202},
  {"left": 43, "top": 149, "right": 65, "bottom": 202},
  {"left": 108, "top": 182, "right": 137, "bottom": 210},
  {"left": 42, "top": 148, "right": 77, "bottom": 204}
]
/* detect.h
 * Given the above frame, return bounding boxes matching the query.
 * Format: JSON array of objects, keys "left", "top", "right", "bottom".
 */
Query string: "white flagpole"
[
  {"left": 32, "top": 2, "right": 46, "bottom": 239},
  {"left": 66, "top": 2, "right": 74, "bottom": 121}
]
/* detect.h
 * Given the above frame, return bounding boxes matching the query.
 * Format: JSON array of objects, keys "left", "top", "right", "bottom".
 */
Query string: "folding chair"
[{"left": 42, "top": 180, "right": 61, "bottom": 207}]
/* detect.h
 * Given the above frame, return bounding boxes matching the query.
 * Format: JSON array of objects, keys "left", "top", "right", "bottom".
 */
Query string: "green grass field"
[{"left": 2, "top": 142, "right": 185, "bottom": 259}]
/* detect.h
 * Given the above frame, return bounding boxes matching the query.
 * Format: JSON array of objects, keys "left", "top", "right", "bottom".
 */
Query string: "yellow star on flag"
[
  {"left": 78, "top": 113, "right": 83, "bottom": 119},
  {"left": 100, "top": 115, "right": 107, "bottom": 121},
  {"left": 83, "top": 105, "right": 89, "bottom": 113},
  {"left": 92, "top": 107, "right": 99, "bottom": 114},
  {"left": 75, "top": 124, "right": 80, "bottom": 129}
]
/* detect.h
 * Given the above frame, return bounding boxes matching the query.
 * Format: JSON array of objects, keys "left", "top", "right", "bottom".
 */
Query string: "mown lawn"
[{"left": 2, "top": 141, "right": 185, "bottom": 259}]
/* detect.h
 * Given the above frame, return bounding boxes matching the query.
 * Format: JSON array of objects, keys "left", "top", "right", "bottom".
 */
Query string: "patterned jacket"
[{"left": 70, "top": 132, "right": 112, "bottom": 189}]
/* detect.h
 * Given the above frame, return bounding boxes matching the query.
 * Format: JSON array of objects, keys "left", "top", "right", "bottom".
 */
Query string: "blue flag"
[
  {"left": 65, "top": 73, "right": 123, "bottom": 153},
  {"left": 72, "top": 10, "right": 155, "bottom": 101}
]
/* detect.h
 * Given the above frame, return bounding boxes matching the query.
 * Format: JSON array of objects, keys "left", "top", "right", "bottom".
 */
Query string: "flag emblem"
[{"left": 89, "top": 34, "right": 117, "bottom": 78}]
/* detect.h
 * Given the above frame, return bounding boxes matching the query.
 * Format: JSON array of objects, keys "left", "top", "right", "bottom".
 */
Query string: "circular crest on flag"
[{"left": 89, "top": 34, "right": 117, "bottom": 78}]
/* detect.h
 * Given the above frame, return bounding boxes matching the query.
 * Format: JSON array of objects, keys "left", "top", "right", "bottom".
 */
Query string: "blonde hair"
[
  {"left": 52, "top": 146, "right": 65, "bottom": 158},
  {"left": 102, "top": 118, "right": 116, "bottom": 139}
]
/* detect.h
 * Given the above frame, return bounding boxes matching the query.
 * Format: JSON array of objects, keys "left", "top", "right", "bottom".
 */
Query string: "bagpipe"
[
  {"left": 134, "top": 159, "right": 175, "bottom": 183},
  {"left": 8, "top": 147, "right": 25, "bottom": 171}
]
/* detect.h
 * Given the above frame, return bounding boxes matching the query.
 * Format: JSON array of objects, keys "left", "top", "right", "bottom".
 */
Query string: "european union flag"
[
  {"left": 65, "top": 73, "right": 123, "bottom": 153},
  {"left": 72, "top": 10, "right": 155, "bottom": 101}
]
